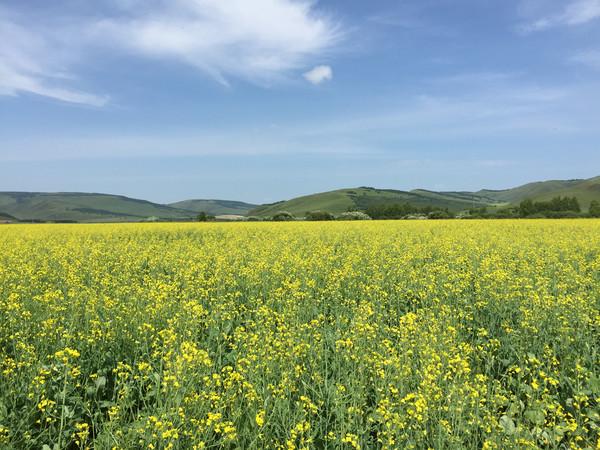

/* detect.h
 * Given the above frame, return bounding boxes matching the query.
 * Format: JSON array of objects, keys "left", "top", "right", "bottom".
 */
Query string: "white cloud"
[
  {"left": 563, "top": 0, "right": 600, "bottom": 24},
  {"left": 0, "top": 0, "right": 340, "bottom": 106},
  {"left": 93, "top": 0, "right": 341, "bottom": 85},
  {"left": 303, "top": 65, "right": 332, "bottom": 84},
  {"left": 572, "top": 49, "right": 600, "bottom": 69},
  {"left": 0, "top": 13, "right": 108, "bottom": 106},
  {"left": 520, "top": 0, "right": 600, "bottom": 32}
]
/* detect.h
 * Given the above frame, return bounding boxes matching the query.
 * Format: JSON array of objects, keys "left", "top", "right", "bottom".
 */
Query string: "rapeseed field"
[{"left": 0, "top": 221, "right": 598, "bottom": 449}]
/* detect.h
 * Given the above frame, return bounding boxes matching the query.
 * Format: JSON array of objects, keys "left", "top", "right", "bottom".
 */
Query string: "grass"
[{"left": 0, "top": 220, "right": 598, "bottom": 449}]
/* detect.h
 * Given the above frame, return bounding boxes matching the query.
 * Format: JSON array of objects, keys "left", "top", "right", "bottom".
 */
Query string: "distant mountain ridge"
[
  {"left": 249, "top": 176, "right": 600, "bottom": 217},
  {"left": 0, "top": 192, "right": 194, "bottom": 222},
  {"left": 1, "top": 175, "right": 599, "bottom": 222},
  {"left": 0, "top": 211, "right": 17, "bottom": 221},
  {"left": 168, "top": 199, "right": 257, "bottom": 216},
  {"left": 248, "top": 187, "right": 497, "bottom": 217}
]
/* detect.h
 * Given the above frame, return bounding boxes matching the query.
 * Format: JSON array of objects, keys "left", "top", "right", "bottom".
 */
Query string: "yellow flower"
[
  {"left": 256, "top": 410, "right": 265, "bottom": 427},
  {"left": 341, "top": 433, "right": 360, "bottom": 449}
]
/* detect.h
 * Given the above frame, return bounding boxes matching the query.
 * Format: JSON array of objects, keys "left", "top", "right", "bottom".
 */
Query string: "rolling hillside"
[
  {"left": 475, "top": 177, "right": 600, "bottom": 209},
  {"left": 0, "top": 192, "right": 195, "bottom": 222},
  {"left": 249, "top": 176, "right": 600, "bottom": 217},
  {"left": 3, "top": 175, "right": 599, "bottom": 221},
  {"left": 0, "top": 211, "right": 17, "bottom": 222},
  {"left": 249, "top": 187, "right": 499, "bottom": 217},
  {"left": 169, "top": 199, "right": 257, "bottom": 216}
]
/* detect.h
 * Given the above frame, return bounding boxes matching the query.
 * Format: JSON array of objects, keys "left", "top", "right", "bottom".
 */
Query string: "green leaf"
[
  {"left": 588, "top": 375, "right": 600, "bottom": 395},
  {"left": 525, "top": 409, "right": 545, "bottom": 426},
  {"left": 95, "top": 375, "right": 107, "bottom": 390},
  {"left": 585, "top": 408, "right": 599, "bottom": 421},
  {"left": 500, "top": 415, "right": 516, "bottom": 435}
]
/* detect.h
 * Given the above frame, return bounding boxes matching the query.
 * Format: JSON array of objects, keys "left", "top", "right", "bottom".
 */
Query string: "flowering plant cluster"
[{"left": 0, "top": 220, "right": 598, "bottom": 449}]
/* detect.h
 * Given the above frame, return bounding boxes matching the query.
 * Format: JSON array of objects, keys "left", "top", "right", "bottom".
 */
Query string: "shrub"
[
  {"left": 544, "top": 211, "right": 583, "bottom": 219},
  {"left": 527, "top": 213, "right": 548, "bottom": 219},
  {"left": 337, "top": 211, "right": 372, "bottom": 221},
  {"left": 305, "top": 211, "right": 334, "bottom": 221},
  {"left": 197, "top": 212, "right": 209, "bottom": 222},
  {"left": 428, "top": 210, "right": 454, "bottom": 220},
  {"left": 271, "top": 211, "right": 295, "bottom": 221}
]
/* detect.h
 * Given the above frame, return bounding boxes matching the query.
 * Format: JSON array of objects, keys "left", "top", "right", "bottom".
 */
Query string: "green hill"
[
  {"left": 249, "top": 176, "right": 600, "bottom": 217},
  {"left": 476, "top": 177, "right": 600, "bottom": 209},
  {"left": 249, "top": 187, "right": 498, "bottom": 217},
  {"left": 168, "top": 199, "right": 257, "bottom": 216},
  {"left": 3, "top": 175, "right": 599, "bottom": 222},
  {"left": 0, "top": 211, "right": 17, "bottom": 222},
  {"left": 0, "top": 192, "right": 195, "bottom": 222},
  {"left": 476, "top": 179, "right": 583, "bottom": 204}
]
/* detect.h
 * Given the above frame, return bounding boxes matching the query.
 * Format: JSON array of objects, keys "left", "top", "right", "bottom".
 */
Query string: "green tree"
[
  {"left": 590, "top": 200, "right": 600, "bottom": 218},
  {"left": 305, "top": 211, "right": 334, "bottom": 221},
  {"left": 428, "top": 210, "right": 453, "bottom": 220},
  {"left": 519, "top": 199, "right": 536, "bottom": 217},
  {"left": 337, "top": 211, "right": 372, "bottom": 221},
  {"left": 272, "top": 211, "right": 295, "bottom": 221}
]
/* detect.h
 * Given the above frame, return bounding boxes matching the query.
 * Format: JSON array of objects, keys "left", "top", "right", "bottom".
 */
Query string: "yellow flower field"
[{"left": 0, "top": 221, "right": 598, "bottom": 449}]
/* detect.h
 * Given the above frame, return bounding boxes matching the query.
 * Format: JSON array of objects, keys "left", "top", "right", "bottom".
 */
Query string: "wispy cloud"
[
  {"left": 367, "top": 7, "right": 457, "bottom": 38},
  {"left": 0, "top": 11, "right": 108, "bottom": 106},
  {"left": 303, "top": 65, "right": 332, "bottom": 84},
  {"left": 519, "top": 0, "right": 600, "bottom": 33},
  {"left": 294, "top": 78, "right": 594, "bottom": 141},
  {"left": 571, "top": 49, "right": 600, "bottom": 69},
  {"left": 4, "top": 78, "right": 598, "bottom": 162},
  {"left": 0, "top": 0, "right": 341, "bottom": 105},
  {"left": 93, "top": 0, "right": 341, "bottom": 86},
  {"left": 430, "top": 72, "right": 519, "bottom": 86}
]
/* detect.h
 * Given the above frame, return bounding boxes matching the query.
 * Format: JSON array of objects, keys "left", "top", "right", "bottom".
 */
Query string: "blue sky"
[{"left": 1, "top": 0, "right": 600, "bottom": 203}]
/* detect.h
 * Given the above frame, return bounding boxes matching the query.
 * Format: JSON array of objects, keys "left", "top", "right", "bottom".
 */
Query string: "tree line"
[
  {"left": 194, "top": 196, "right": 600, "bottom": 221},
  {"left": 364, "top": 203, "right": 453, "bottom": 219},
  {"left": 518, "top": 196, "right": 581, "bottom": 217}
]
